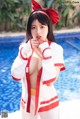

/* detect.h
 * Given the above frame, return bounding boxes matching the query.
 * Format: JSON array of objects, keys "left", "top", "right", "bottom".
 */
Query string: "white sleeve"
[
  {"left": 39, "top": 42, "right": 56, "bottom": 84},
  {"left": 50, "top": 43, "right": 65, "bottom": 71},
  {"left": 11, "top": 41, "right": 32, "bottom": 81}
]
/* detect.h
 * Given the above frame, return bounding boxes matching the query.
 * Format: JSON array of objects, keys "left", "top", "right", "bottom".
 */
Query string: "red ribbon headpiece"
[{"left": 32, "top": 0, "right": 60, "bottom": 25}]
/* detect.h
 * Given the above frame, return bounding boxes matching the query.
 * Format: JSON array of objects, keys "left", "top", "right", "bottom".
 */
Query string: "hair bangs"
[{"left": 31, "top": 12, "right": 49, "bottom": 26}]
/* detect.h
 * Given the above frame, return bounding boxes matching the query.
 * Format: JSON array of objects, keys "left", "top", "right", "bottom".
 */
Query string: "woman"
[{"left": 11, "top": 0, "right": 65, "bottom": 119}]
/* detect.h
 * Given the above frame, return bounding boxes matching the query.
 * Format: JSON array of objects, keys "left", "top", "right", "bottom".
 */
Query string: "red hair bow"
[{"left": 32, "top": 0, "right": 60, "bottom": 25}]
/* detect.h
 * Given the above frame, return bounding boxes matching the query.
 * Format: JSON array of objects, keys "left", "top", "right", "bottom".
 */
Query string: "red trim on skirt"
[{"left": 38, "top": 101, "right": 59, "bottom": 112}]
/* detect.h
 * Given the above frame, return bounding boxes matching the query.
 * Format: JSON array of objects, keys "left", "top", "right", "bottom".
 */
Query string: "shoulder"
[
  {"left": 50, "top": 42, "right": 63, "bottom": 53},
  {"left": 19, "top": 42, "right": 27, "bottom": 49},
  {"left": 19, "top": 42, "right": 26, "bottom": 47}
]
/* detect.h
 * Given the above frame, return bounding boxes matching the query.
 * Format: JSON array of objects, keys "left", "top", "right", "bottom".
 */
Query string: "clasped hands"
[{"left": 31, "top": 38, "right": 48, "bottom": 59}]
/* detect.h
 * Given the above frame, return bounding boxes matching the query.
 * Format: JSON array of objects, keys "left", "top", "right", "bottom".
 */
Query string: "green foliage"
[
  {"left": 43, "top": 0, "right": 80, "bottom": 29},
  {"left": 0, "top": 0, "right": 80, "bottom": 31},
  {"left": 0, "top": 0, "right": 31, "bottom": 31}
]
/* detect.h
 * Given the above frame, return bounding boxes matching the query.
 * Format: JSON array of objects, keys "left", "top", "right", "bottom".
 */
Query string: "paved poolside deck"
[
  {"left": 0, "top": 99, "right": 80, "bottom": 119},
  {"left": 0, "top": 28, "right": 80, "bottom": 37},
  {"left": 60, "top": 100, "right": 80, "bottom": 119}
]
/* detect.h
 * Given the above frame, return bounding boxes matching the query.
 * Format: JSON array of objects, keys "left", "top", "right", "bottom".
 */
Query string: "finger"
[{"left": 34, "top": 47, "right": 43, "bottom": 59}]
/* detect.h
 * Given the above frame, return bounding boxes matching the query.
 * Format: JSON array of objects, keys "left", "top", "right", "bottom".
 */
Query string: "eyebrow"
[
  {"left": 31, "top": 25, "right": 36, "bottom": 26},
  {"left": 31, "top": 24, "right": 46, "bottom": 27}
]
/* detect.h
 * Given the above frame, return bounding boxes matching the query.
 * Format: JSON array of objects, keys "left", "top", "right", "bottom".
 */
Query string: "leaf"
[
  {"left": 17, "top": 23, "right": 23, "bottom": 28},
  {"left": 7, "top": 13, "right": 15, "bottom": 21},
  {"left": 47, "top": 0, "right": 53, "bottom": 8},
  {"left": 63, "top": 7, "right": 70, "bottom": 17}
]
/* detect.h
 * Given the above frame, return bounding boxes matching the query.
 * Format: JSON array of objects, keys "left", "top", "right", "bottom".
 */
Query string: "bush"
[
  {"left": 0, "top": 0, "right": 80, "bottom": 31},
  {"left": 0, "top": 0, "right": 31, "bottom": 31},
  {"left": 43, "top": 0, "right": 80, "bottom": 29}
]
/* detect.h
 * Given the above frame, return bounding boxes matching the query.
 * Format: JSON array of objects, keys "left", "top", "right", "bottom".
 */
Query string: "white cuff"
[
  {"left": 19, "top": 41, "right": 32, "bottom": 58},
  {"left": 39, "top": 42, "right": 49, "bottom": 52}
]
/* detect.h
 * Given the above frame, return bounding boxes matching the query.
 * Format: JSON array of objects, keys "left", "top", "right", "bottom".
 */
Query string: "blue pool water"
[{"left": 0, "top": 32, "right": 80, "bottom": 113}]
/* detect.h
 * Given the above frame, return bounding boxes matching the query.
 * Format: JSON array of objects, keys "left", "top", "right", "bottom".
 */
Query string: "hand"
[
  {"left": 31, "top": 38, "right": 39, "bottom": 49},
  {"left": 38, "top": 39, "right": 48, "bottom": 45},
  {"left": 34, "top": 47, "right": 43, "bottom": 59},
  {"left": 31, "top": 39, "right": 43, "bottom": 58}
]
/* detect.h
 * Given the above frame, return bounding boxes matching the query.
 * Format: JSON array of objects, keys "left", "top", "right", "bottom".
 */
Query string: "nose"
[{"left": 37, "top": 27, "right": 41, "bottom": 35}]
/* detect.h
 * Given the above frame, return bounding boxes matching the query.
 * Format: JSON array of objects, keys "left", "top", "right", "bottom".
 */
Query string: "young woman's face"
[{"left": 31, "top": 19, "right": 48, "bottom": 43}]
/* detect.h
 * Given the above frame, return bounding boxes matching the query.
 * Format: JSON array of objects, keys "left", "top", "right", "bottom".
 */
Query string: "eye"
[
  {"left": 31, "top": 26, "right": 36, "bottom": 29},
  {"left": 40, "top": 25, "right": 45, "bottom": 28}
]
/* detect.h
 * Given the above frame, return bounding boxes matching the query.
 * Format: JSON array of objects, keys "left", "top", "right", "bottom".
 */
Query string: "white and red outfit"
[{"left": 11, "top": 40, "right": 65, "bottom": 119}]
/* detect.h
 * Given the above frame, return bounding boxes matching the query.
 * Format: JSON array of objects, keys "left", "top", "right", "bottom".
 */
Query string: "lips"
[{"left": 36, "top": 35, "right": 41, "bottom": 39}]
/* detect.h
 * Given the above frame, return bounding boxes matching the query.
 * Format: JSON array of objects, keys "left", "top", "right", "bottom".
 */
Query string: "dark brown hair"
[{"left": 26, "top": 10, "right": 56, "bottom": 42}]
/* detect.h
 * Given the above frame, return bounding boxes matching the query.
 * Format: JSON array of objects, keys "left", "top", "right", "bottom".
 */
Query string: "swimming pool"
[{"left": 0, "top": 32, "right": 80, "bottom": 113}]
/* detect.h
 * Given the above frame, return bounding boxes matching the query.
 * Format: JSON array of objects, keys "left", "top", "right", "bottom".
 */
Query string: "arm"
[
  {"left": 39, "top": 41, "right": 56, "bottom": 85},
  {"left": 47, "top": 43, "right": 66, "bottom": 86},
  {"left": 47, "top": 66, "right": 60, "bottom": 86},
  {"left": 11, "top": 41, "right": 32, "bottom": 81}
]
